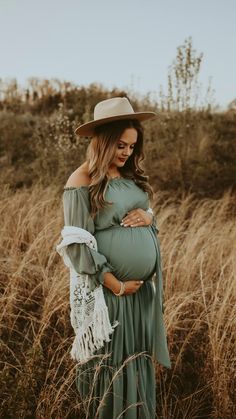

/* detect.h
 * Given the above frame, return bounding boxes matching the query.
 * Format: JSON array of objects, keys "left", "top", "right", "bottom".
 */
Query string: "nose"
[{"left": 122, "top": 147, "right": 133, "bottom": 157}]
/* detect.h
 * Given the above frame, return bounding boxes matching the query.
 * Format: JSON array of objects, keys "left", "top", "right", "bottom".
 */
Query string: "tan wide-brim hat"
[{"left": 74, "top": 97, "right": 157, "bottom": 136}]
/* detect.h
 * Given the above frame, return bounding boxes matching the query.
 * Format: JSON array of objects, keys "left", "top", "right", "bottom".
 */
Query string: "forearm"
[{"left": 103, "top": 271, "right": 121, "bottom": 294}]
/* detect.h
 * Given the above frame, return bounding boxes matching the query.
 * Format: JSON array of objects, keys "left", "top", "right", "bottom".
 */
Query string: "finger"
[
  {"left": 130, "top": 219, "right": 144, "bottom": 227},
  {"left": 121, "top": 211, "right": 139, "bottom": 224},
  {"left": 121, "top": 215, "right": 138, "bottom": 226},
  {"left": 121, "top": 220, "right": 143, "bottom": 227},
  {"left": 120, "top": 219, "right": 132, "bottom": 226},
  {"left": 124, "top": 223, "right": 143, "bottom": 228},
  {"left": 122, "top": 211, "right": 135, "bottom": 220},
  {"left": 125, "top": 210, "right": 138, "bottom": 217}
]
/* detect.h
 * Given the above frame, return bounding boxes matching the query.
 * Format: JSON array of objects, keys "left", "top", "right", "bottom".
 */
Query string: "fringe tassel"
[{"left": 70, "top": 305, "right": 118, "bottom": 362}]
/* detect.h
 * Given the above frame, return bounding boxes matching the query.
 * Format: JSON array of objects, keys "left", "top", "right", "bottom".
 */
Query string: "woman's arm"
[
  {"left": 103, "top": 272, "right": 144, "bottom": 295},
  {"left": 103, "top": 272, "right": 122, "bottom": 293}
]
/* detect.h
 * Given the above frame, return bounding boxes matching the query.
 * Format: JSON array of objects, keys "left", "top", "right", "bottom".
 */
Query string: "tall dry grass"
[{"left": 0, "top": 184, "right": 235, "bottom": 418}]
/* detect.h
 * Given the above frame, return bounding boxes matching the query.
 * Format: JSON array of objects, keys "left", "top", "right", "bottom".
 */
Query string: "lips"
[{"left": 118, "top": 158, "right": 127, "bottom": 162}]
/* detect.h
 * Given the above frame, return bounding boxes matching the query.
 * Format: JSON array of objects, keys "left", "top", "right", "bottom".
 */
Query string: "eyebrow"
[{"left": 118, "top": 140, "right": 137, "bottom": 145}]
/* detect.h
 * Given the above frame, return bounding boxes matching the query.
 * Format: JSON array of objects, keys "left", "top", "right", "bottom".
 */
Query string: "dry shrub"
[
  {"left": 154, "top": 189, "right": 236, "bottom": 418},
  {"left": 0, "top": 184, "right": 235, "bottom": 418}
]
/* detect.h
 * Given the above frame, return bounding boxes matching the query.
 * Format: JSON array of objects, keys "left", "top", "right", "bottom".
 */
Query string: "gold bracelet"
[{"left": 113, "top": 281, "right": 125, "bottom": 296}]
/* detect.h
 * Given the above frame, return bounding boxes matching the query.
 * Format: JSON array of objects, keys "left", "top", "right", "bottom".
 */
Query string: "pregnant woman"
[{"left": 57, "top": 97, "right": 171, "bottom": 419}]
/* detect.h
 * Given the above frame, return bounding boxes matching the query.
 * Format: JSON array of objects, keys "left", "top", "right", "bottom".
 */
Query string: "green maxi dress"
[{"left": 63, "top": 177, "right": 171, "bottom": 419}]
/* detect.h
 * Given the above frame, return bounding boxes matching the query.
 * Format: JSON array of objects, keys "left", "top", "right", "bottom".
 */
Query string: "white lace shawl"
[{"left": 56, "top": 226, "right": 118, "bottom": 363}]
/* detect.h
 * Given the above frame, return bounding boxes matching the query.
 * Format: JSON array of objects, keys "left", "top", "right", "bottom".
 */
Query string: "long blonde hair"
[{"left": 86, "top": 119, "right": 153, "bottom": 217}]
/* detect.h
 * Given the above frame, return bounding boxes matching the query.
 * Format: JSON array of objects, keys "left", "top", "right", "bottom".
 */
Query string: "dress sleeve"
[{"left": 62, "top": 187, "right": 114, "bottom": 287}]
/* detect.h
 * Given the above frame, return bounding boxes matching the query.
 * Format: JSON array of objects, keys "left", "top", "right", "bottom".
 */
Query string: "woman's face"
[{"left": 110, "top": 127, "right": 138, "bottom": 169}]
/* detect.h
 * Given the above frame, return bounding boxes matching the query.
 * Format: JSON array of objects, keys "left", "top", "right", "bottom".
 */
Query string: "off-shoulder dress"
[{"left": 62, "top": 177, "right": 171, "bottom": 419}]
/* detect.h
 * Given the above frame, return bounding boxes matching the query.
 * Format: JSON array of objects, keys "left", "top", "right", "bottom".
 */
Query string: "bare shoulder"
[{"left": 65, "top": 162, "right": 91, "bottom": 188}]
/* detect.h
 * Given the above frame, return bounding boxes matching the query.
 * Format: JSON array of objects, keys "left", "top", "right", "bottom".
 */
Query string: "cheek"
[
  {"left": 114, "top": 148, "right": 135, "bottom": 159},
  {"left": 111, "top": 151, "right": 119, "bottom": 162},
  {"left": 114, "top": 149, "right": 123, "bottom": 158}
]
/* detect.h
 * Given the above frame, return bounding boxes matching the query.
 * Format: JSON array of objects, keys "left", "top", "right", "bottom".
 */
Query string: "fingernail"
[
  {"left": 124, "top": 224, "right": 128, "bottom": 227},
  {"left": 120, "top": 222, "right": 124, "bottom": 226},
  {"left": 141, "top": 281, "right": 144, "bottom": 284}
]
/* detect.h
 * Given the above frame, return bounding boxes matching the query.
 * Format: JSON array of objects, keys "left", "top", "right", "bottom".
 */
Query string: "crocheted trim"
[{"left": 56, "top": 226, "right": 118, "bottom": 362}]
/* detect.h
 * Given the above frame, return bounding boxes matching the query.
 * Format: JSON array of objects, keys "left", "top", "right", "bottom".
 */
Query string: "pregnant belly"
[{"left": 94, "top": 226, "right": 157, "bottom": 281}]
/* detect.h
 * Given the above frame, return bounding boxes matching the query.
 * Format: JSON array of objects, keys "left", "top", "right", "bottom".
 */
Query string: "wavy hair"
[{"left": 86, "top": 119, "right": 153, "bottom": 217}]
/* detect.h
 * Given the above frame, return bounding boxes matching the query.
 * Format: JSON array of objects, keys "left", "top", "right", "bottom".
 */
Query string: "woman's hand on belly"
[
  {"left": 120, "top": 208, "right": 153, "bottom": 228},
  {"left": 103, "top": 272, "right": 144, "bottom": 296},
  {"left": 123, "top": 280, "right": 144, "bottom": 295}
]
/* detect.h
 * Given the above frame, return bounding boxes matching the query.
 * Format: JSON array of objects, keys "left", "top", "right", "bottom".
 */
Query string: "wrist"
[
  {"left": 146, "top": 208, "right": 154, "bottom": 225},
  {"left": 113, "top": 280, "right": 126, "bottom": 296},
  {"left": 103, "top": 272, "right": 124, "bottom": 294},
  {"left": 112, "top": 280, "right": 122, "bottom": 294}
]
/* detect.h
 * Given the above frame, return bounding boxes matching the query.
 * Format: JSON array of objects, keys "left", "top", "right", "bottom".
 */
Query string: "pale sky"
[{"left": 0, "top": 0, "right": 235, "bottom": 109}]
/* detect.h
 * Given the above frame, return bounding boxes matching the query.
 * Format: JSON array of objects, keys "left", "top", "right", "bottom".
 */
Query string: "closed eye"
[{"left": 118, "top": 145, "right": 135, "bottom": 149}]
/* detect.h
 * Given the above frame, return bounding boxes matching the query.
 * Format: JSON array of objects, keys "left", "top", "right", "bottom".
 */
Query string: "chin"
[{"left": 117, "top": 160, "right": 126, "bottom": 166}]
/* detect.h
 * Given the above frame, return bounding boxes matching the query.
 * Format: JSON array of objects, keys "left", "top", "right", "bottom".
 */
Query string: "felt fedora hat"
[{"left": 74, "top": 97, "right": 157, "bottom": 136}]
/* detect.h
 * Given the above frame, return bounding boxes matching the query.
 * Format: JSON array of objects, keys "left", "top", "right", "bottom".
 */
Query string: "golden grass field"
[{"left": 0, "top": 183, "right": 235, "bottom": 418}]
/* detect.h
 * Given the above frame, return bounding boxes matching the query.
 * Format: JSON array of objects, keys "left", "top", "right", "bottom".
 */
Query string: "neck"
[{"left": 107, "top": 169, "right": 121, "bottom": 179}]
